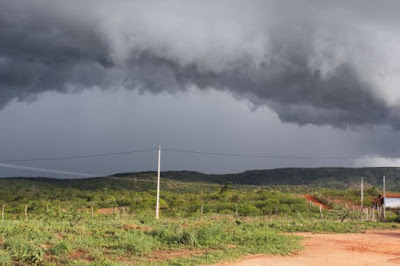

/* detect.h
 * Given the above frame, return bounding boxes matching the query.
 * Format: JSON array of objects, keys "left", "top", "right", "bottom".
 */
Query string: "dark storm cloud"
[{"left": 1, "top": 0, "right": 400, "bottom": 128}]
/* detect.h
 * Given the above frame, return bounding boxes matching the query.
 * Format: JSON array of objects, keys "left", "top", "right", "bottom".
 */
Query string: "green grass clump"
[
  {"left": 3, "top": 237, "right": 44, "bottom": 265},
  {"left": 0, "top": 250, "right": 12, "bottom": 266},
  {"left": 113, "top": 232, "right": 157, "bottom": 255},
  {"left": 178, "top": 231, "right": 199, "bottom": 246},
  {"left": 50, "top": 240, "right": 70, "bottom": 255}
]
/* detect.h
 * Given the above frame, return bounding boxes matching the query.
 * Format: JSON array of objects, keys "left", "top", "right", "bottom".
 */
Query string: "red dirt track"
[
  {"left": 216, "top": 229, "right": 400, "bottom": 266},
  {"left": 303, "top": 195, "right": 332, "bottom": 209}
]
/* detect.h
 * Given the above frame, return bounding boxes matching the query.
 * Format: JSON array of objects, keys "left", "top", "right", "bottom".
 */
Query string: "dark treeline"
[{"left": 114, "top": 167, "right": 400, "bottom": 190}]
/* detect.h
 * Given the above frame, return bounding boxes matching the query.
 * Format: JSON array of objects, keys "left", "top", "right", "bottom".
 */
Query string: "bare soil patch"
[
  {"left": 148, "top": 249, "right": 205, "bottom": 261},
  {"left": 77, "top": 207, "right": 89, "bottom": 212},
  {"left": 55, "top": 233, "right": 65, "bottom": 239},
  {"left": 97, "top": 208, "right": 114, "bottom": 214},
  {"left": 123, "top": 224, "right": 152, "bottom": 231},
  {"left": 303, "top": 195, "right": 332, "bottom": 209},
  {"left": 40, "top": 243, "right": 51, "bottom": 250},
  {"left": 216, "top": 229, "right": 400, "bottom": 266},
  {"left": 69, "top": 249, "right": 93, "bottom": 263}
]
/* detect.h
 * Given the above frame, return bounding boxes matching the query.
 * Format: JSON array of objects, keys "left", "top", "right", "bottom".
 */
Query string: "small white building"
[{"left": 385, "top": 194, "right": 400, "bottom": 208}]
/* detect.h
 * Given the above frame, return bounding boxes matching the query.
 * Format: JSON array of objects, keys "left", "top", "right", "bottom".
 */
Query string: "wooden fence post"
[
  {"left": 235, "top": 203, "right": 238, "bottom": 216},
  {"left": 372, "top": 208, "right": 375, "bottom": 222},
  {"left": 201, "top": 205, "right": 204, "bottom": 216},
  {"left": 116, "top": 207, "right": 120, "bottom": 219},
  {"left": 319, "top": 205, "right": 323, "bottom": 222},
  {"left": 25, "top": 205, "right": 28, "bottom": 222},
  {"left": 2, "top": 204, "right": 4, "bottom": 222},
  {"left": 91, "top": 206, "right": 94, "bottom": 219},
  {"left": 378, "top": 206, "right": 381, "bottom": 221}
]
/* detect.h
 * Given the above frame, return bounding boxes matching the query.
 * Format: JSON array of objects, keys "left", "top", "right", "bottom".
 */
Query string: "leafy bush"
[
  {"left": 4, "top": 238, "right": 44, "bottom": 265},
  {"left": 51, "top": 240, "right": 70, "bottom": 255},
  {"left": 238, "top": 204, "right": 260, "bottom": 216}
]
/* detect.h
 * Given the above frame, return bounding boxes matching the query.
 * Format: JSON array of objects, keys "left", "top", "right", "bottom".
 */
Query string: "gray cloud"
[{"left": 1, "top": 0, "right": 400, "bottom": 128}]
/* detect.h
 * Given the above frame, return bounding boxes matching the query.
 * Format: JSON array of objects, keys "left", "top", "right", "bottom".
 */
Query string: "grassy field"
[
  {"left": 0, "top": 214, "right": 398, "bottom": 265},
  {"left": 0, "top": 215, "right": 301, "bottom": 265},
  {"left": 0, "top": 175, "right": 399, "bottom": 265}
]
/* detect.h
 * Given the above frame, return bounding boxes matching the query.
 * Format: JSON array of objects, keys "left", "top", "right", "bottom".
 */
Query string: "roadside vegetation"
[{"left": 0, "top": 175, "right": 398, "bottom": 265}]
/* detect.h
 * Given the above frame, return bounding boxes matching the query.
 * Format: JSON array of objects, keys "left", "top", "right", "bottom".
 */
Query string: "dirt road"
[{"left": 216, "top": 229, "right": 400, "bottom": 266}]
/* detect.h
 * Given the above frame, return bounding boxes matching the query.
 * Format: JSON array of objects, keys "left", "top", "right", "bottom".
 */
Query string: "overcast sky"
[{"left": 1, "top": 0, "right": 400, "bottom": 178}]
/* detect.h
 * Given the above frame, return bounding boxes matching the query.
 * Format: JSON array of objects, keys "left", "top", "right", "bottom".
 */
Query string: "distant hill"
[
  {"left": 1, "top": 167, "right": 400, "bottom": 191},
  {"left": 114, "top": 167, "right": 400, "bottom": 191}
]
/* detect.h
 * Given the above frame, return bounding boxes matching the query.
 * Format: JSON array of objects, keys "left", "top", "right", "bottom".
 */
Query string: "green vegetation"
[
  {"left": 0, "top": 216, "right": 304, "bottom": 265},
  {"left": 0, "top": 215, "right": 397, "bottom": 265},
  {"left": 0, "top": 171, "right": 398, "bottom": 265},
  {"left": 114, "top": 167, "right": 400, "bottom": 190},
  {"left": 0, "top": 175, "right": 327, "bottom": 218},
  {"left": 312, "top": 186, "right": 381, "bottom": 209}
]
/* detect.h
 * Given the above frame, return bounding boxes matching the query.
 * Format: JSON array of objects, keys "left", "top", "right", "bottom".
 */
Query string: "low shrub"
[
  {"left": 178, "top": 231, "right": 198, "bottom": 246},
  {"left": 51, "top": 240, "right": 70, "bottom": 256},
  {"left": 113, "top": 232, "right": 156, "bottom": 255},
  {"left": 4, "top": 238, "right": 44, "bottom": 265}
]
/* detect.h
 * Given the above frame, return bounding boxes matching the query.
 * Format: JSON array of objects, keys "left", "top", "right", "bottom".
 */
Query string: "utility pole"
[
  {"left": 156, "top": 145, "right": 161, "bottom": 220},
  {"left": 383, "top": 175, "right": 386, "bottom": 221},
  {"left": 361, "top": 177, "right": 364, "bottom": 210},
  {"left": 25, "top": 204, "right": 28, "bottom": 222}
]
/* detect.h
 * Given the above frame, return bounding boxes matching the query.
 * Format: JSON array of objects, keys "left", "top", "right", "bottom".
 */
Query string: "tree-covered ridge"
[{"left": 114, "top": 167, "right": 400, "bottom": 190}]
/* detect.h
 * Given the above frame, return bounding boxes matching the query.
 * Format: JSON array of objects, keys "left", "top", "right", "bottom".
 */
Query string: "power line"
[
  {"left": 162, "top": 148, "right": 399, "bottom": 160},
  {"left": 0, "top": 149, "right": 156, "bottom": 163},
  {"left": 0, "top": 147, "right": 399, "bottom": 163},
  {"left": 0, "top": 163, "right": 99, "bottom": 177}
]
